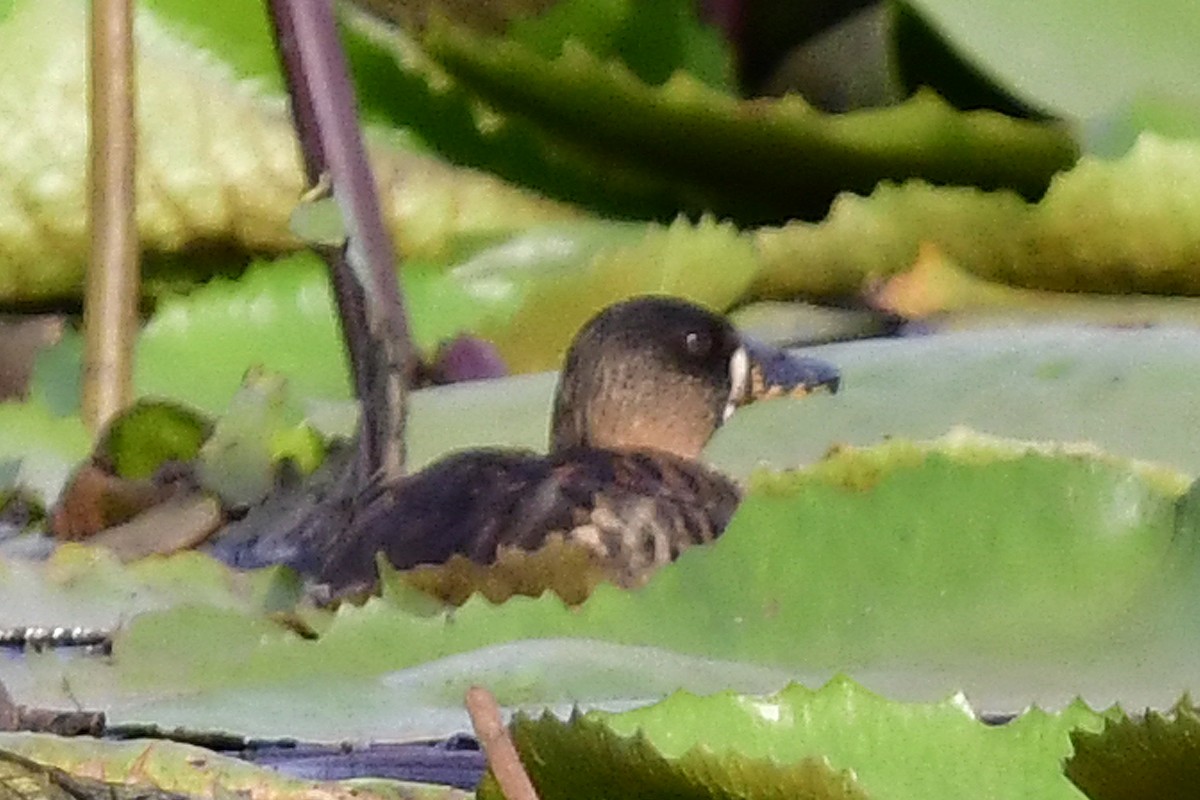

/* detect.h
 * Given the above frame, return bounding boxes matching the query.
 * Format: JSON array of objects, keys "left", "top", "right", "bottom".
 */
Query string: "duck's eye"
[{"left": 684, "top": 330, "right": 711, "bottom": 357}]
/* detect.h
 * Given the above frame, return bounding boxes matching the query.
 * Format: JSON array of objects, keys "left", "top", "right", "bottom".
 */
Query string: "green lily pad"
[
  {"left": 0, "top": 0, "right": 297, "bottom": 302},
  {"left": 92, "top": 433, "right": 1197, "bottom": 720},
  {"left": 0, "top": 0, "right": 575, "bottom": 305},
  {"left": 195, "top": 370, "right": 323, "bottom": 507},
  {"left": 140, "top": 0, "right": 283, "bottom": 91},
  {"left": 0, "top": 544, "right": 298, "bottom": 630},
  {"left": 754, "top": 133, "right": 1200, "bottom": 297},
  {"left": 0, "top": 401, "right": 88, "bottom": 502},
  {"left": 711, "top": 326, "right": 1200, "bottom": 481},
  {"left": 899, "top": 0, "right": 1200, "bottom": 128},
  {"left": 0, "top": 731, "right": 455, "bottom": 800},
  {"left": 135, "top": 250, "right": 510, "bottom": 414},
  {"left": 481, "top": 700, "right": 867, "bottom": 800},
  {"left": 33, "top": 219, "right": 760, "bottom": 416},
  {"left": 588, "top": 678, "right": 1112, "bottom": 800},
  {"left": 343, "top": 6, "right": 702, "bottom": 222},
  {"left": 421, "top": 18, "right": 1076, "bottom": 224},
  {"left": 8, "top": 640, "right": 792, "bottom": 742},
  {"left": 96, "top": 400, "right": 211, "bottom": 480}
]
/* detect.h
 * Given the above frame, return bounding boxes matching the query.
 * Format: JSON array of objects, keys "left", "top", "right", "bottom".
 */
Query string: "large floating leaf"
[
  {"left": 460, "top": 216, "right": 761, "bottom": 371},
  {"left": 124, "top": 251, "right": 504, "bottom": 414},
  {"left": 0, "top": 731, "right": 447, "bottom": 800},
  {"left": 710, "top": 325, "right": 1200, "bottom": 483},
  {"left": 70, "top": 218, "right": 754, "bottom": 415},
  {"left": 0, "top": 0, "right": 574, "bottom": 304},
  {"left": 340, "top": 9, "right": 688, "bottom": 221},
  {"left": 754, "top": 133, "right": 1200, "bottom": 297},
  {"left": 421, "top": 19, "right": 1076, "bottom": 224},
  {"left": 94, "top": 434, "right": 1198, "bottom": 717},
  {"left": 2, "top": 640, "right": 797, "bottom": 743},
  {"left": 0, "top": 545, "right": 300, "bottom": 629},
  {"left": 591, "top": 678, "right": 1112, "bottom": 800},
  {"left": 0, "top": 402, "right": 88, "bottom": 502},
  {"left": 140, "top": 0, "right": 284, "bottom": 91},
  {"left": 479, "top": 703, "right": 867, "bottom": 800},
  {"left": 867, "top": 242, "right": 1200, "bottom": 328},
  {"left": 899, "top": 0, "right": 1200, "bottom": 130}
]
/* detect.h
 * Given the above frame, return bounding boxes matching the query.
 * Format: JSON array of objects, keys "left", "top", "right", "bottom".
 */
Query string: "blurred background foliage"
[{"left": 1, "top": 0, "right": 1197, "bottom": 417}]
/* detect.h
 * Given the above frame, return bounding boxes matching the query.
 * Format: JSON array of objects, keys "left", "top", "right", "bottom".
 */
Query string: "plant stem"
[
  {"left": 83, "top": 0, "right": 139, "bottom": 435},
  {"left": 467, "top": 686, "right": 541, "bottom": 800},
  {"left": 266, "top": 0, "right": 414, "bottom": 483}
]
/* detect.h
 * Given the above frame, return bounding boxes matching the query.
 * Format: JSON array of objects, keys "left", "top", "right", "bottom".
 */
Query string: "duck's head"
[{"left": 549, "top": 296, "right": 840, "bottom": 459}]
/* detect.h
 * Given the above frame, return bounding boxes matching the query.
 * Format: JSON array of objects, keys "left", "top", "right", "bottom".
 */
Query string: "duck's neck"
[{"left": 548, "top": 382, "right": 716, "bottom": 461}]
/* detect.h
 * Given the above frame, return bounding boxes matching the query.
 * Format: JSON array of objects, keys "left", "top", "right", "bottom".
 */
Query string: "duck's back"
[{"left": 314, "top": 447, "right": 741, "bottom": 593}]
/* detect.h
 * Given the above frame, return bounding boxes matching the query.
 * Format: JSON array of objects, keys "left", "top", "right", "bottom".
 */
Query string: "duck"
[{"left": 290, "top": 295, "right": 841, "bottom": 596}]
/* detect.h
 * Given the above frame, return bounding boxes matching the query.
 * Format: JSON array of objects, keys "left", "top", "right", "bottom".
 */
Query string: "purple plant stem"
[{"left": 266, "top": 0, "right": 414, "bottom": 483}]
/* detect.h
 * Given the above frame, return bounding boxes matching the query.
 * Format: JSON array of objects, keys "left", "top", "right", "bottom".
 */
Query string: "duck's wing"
[
  {"left": 535, "top": 449, "right": 742, "bottom": 585},
  {"left": 313, "top": 448, "right": 741, "bottom": 593}
]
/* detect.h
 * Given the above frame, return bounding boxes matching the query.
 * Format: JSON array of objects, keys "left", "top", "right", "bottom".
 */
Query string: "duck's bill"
[{"left": 732, "top": 337, "right": 840, "bottom": 409}]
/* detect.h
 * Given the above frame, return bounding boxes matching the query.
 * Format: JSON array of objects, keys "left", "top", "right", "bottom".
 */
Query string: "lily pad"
[
  {"left": 590, "top": 678, "right": 1112, "bottom": 800},
  {"left": 0, "top": 731, "right": 451, "bottom": 800},
  {"left": 754, "top": 134, "right": 1200, "bottom": 298},
  {"left": 85, "top": 432, "right": 1199, "bottom": 723},
  {"left": 39, "top": 218, "right": 760, "bottom": 416},
  {"left": 481, "top": 701, "right": 867, "bottom": 800},
  {"left": 339, "top": 8, "right": 686, "bottom": 221},
  {"left": 866, "top": 242, "right": 1200, "bottom": 327},
  {"left": 421, "top": 18, "right": 1076, "bottom": 224},
  {"left": 0, "top": 0, "right": 574, "bottom": 305},
  {"left": 0, "top": 402, "right": 88, "bottom": 502},
  {"left": 194, "top": 371, "right": 322, "bottom": 508},
  {"left": 899, "top": 0, "right": 1200, "bottom": 128},
  {"left": 0, "top": 544, "right": 299, "bottom": 629},
  {"left": 134, "top": 250, "right": 509, "bottom": 414},
  {"left": 96, "top": 400, "right": 211, "bottom": 480},
  {"left": 8, "top": 640, "right": 793, "bottom": 742}
]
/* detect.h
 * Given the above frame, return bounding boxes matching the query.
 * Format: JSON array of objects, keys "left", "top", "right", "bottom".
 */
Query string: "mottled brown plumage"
[{"left": 305, "top": 296, "right": 838, "bottom": 594}]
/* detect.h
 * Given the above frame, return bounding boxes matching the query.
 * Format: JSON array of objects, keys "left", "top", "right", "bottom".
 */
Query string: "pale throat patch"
[{"left": 723, "top": 346, "right": 749, "bottom": 422}]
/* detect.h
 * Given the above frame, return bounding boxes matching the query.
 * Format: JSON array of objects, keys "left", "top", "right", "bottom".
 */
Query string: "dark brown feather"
[{"left": 315, "top": 447, "right": 741, "bottom": 591}]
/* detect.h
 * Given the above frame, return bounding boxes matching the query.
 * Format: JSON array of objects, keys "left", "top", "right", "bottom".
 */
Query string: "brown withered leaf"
[{"left": 49, "top": 465, "right": 175, "bottom": 541}]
